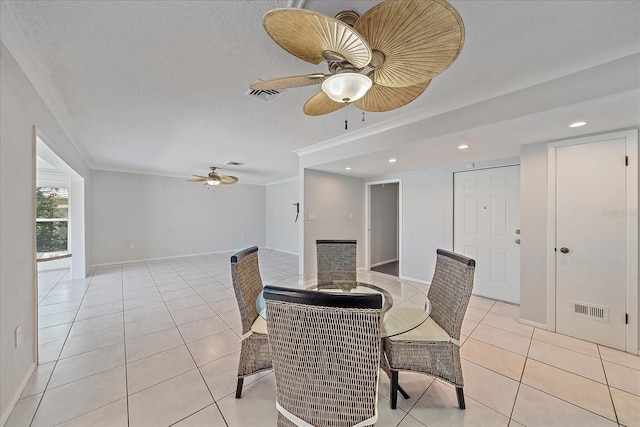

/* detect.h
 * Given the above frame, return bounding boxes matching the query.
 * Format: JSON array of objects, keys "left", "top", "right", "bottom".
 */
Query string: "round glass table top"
[{"left": 258, "top": 271, "right": 430, "bottom": 337}]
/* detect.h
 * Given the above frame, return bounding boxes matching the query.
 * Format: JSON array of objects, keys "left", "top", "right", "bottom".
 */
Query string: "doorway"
[
  {"left": 366, "top": 180, "right": 401, "bottom": 277},
  {"left": 36, "top": 136, "right": 86, "bottom": 364},
  {"left": 550, "top": 131, "right": 638, "bottom": 352},
  {"left": 36, "top": 137, "right": 85, "bottom": 279},
  {"left": 453, "top": 165, "right": 521, "bottom": 303}
]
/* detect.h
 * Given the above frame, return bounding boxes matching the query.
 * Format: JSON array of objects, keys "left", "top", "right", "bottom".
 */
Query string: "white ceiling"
[{"left": 3, "top": 0, "right": 639, "bottom": 184}]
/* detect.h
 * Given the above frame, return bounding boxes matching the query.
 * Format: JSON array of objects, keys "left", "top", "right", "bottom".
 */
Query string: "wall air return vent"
[
  {"left": 245, "top": 85, "right": 285, "bottom": 103},
  {"left": 571, "top": 301, "right": 609, "bottom": 322}
]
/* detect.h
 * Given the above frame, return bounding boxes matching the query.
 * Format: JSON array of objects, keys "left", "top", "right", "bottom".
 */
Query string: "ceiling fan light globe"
[
  {"left": 206, "top": 179, "right": 220, "bottom": 186},
  {"left": 321, "top": 73, "right": 372, "bottom": 103}
]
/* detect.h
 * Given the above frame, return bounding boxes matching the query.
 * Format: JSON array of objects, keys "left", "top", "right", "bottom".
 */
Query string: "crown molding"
[{"left": 295, "top": 45, "right": 640, "bottom": 159}]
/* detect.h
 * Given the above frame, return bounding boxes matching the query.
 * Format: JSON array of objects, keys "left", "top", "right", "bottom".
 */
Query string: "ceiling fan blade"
[
  {"left": 251, "top": 74, "right": 326, "bottom": 91},
  {"left": 263, "top": 8, "right": 371, "bottom": 68},
  {"left": 303, "top": 91, "right": 348, "bottom": 116},
  {"left": 219, "top": 175, "right": 239, "bottom": 184},
  {"left": 187, "top": 177, "right": 207, "bottom": 182},
  {"left": 355, "top": 80, "right": 431, "bottom": 112},
  {"left": 354, "top": 0, "right": 464, "bottom": 87}
]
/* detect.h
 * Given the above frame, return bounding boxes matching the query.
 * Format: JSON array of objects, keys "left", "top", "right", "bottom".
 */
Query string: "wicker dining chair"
[
  {"left": 264, "top": 285, "right": 383, "bottom": 427},
  {"left": 316, "top": 239, "right": 357, "bottom": 283},
  {"left": 382, "top": 249, "right": 475, "bottom": 410},
  {"left": 230, "top": 246, "right": 272, "bottom": 398}
]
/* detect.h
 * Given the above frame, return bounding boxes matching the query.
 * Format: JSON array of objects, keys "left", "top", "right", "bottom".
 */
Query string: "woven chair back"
[
  {"left": 427, "top": 249, "right": 475, "bottom": 340},
  {"left": 264, "top": 286, "right": 382, "bottom": 427},
  {"left": 230, "top": 246, "right": 263, "bottom": 335},
  {"left": 316, "top": 240, "right": 357, "bottom": 283}
]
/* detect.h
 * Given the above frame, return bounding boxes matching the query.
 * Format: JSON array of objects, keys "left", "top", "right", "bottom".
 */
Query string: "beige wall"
[
  {"left": 0, "top": 42, "right": 90, "bottom": 423},
  {"left": 519, "top": 142, "right": 549, "bottom": 325},
  {"left": 1, "top": 41, "right": 37, "bottom": 423},
  {"left": 303, "top": 169, "right": 364, "bottom": 274},
  {"left": 90, "top": 170, "right": 266, "bottom": 266},
  {"left": 266, "top": 179, "right": 299, "bottom": 255},
  {"left": 398, "top": 170, "right": 455, "bottom": 283}
]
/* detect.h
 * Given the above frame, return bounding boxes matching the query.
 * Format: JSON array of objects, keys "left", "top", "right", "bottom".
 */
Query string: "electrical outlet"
[{"left": 15, "top": 326, "right": 22, "bottom": 347}]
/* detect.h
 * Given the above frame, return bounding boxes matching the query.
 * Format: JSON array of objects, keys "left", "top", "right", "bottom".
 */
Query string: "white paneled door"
[
  {"left": 555, "top": 139, "right": 627, "bottom": 350},
  {"left": 454, "top": 166, "right": 521, "bottom": 303}
]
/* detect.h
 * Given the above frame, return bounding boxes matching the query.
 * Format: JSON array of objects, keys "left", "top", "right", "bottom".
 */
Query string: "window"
[{"left": 36, "top": 187, "right": 69, "bottom": 253}]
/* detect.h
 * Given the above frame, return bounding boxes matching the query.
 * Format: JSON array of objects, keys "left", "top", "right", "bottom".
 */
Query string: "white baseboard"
[
  {"left": 371, "top": 258, "right": 399, "bottom": 268},
  {"left": 399, "top": 275, "right": 430, "bottom": 285},
  {"left": 1, "top": 362, "right": 36, "bottom": 426},
  {"left": 89, "top": 247, "right": 269, "bottom": 268},
  {"left": 263, "top": 248, "right": 299, "bottom": 256},
  {"left": 518, "top": 318, "right": 547, "bottom": 329}
]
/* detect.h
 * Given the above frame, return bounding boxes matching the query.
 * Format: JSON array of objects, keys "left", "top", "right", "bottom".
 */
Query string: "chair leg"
[
  {"left": 456, "top": 386, "right": 465, "bottom": 409},
  {"left": 398, "top": 384, "right": 410, "bottom": 399},
  {"left": 390, "top": 370, "right": 399, "bottom": 409},
  {"left": 235, "top": 378, "right": 244, "bottom": 398}
]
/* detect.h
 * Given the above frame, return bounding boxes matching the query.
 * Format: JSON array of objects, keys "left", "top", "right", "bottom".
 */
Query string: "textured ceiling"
[{"left": 3, "top": 0, "right": 640, "bottom": 184}]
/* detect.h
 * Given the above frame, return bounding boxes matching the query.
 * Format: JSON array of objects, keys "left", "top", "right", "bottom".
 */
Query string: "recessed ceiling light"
[
  {"left": 458, "top": 144, "right": 469, "bottom": 150},
  {"left": 345, "top": 167, "right": 351, "bottom": 170},
  {"left": 389, "top": 158, "right": 397, "bottom": 163},
  {"left": 569, "top": 121, "right": 587, "bottom": 128}
]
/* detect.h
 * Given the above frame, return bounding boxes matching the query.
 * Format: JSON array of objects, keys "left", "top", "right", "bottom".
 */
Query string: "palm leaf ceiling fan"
[
  {"left": 187, "top": 167, "right": 239, "bottom": 186},
  {"left": 251, "top": 0, "right": 465, "bottom": 116}
]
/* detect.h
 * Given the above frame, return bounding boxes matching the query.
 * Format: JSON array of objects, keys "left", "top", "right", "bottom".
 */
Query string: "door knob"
[{"left": 560, "top": 247, "right": 570, "bottom": 254}]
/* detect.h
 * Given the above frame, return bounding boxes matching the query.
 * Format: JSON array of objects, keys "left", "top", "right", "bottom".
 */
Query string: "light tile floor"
[{"left": 7, "top": 249, "right": 640, "bottom": 426}]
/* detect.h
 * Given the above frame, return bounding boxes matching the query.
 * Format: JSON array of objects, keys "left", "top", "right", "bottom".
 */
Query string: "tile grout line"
[
  {"left": 518, "top": 343, "right": 623, "bottom": 426},
  {"left": 47, "top": 265, "right": 155, "bottom": 425},
  {"left": 21, "top": 252, "right": 635, "bottom": 427},
  {"left": 597, "top": 345, "right": 621, "bottom": 426},
  {"left": 45, "top": 272, "right": 128, "bottom": 425},
  {"left": 518, "top": 381, "right": 623, "bottom": 425},
  {"left": 179, "top": 258, "right": 233, "bottom": 426},
  {"left": 466, "top": 323, "right": 624, "bottom": 422},
  {"left": 460, "top": 300, "right": 495, "bottom": 343},
  {"left": 149, "top": 258, "right": 230, "bottom": 426},
  {"left": 37, "top": 269, "right": 71, "bottom": 305},
  {"left": 506, "top": 324, "right": 535, "bottom": 426},
  {"left": 467, "top": 311, "right": 616, "bottom": 384},
  {"left": 464, "top": 311, "right": 621, "bottom": 425},
  {"left": 167, "top": 403, "right": 221, "bottom": 426},
  {"left": 191, "top": 258, "right": 235, "bottom": 425},
  {"left": 29, "top": 268, "right": 97, "bottom": 427},
  {"left": 119, "top": 265, "right": 131, "bottom": 427}
]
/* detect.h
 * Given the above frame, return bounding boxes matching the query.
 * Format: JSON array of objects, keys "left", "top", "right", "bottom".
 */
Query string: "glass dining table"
[{"left": 257, "top": 271, "right": 431, "bottom": 338}]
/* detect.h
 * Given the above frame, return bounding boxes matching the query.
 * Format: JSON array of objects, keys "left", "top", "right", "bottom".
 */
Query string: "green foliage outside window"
[{"left": 36, "top": 187, "right": 68, "bottom": 252}]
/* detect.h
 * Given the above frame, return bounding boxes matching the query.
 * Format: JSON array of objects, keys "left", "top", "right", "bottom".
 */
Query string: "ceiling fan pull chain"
[
  {"left": 362, "top": 112, "right": 365, "bottom": 122},
  {"left": 345, "top": 111, "right": 348, "bottom": 130}
]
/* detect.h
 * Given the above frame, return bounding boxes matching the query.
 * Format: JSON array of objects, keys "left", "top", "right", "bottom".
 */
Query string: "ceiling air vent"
[
  {"left": 571, "top": 301, "right": 609, "bottom": 322},
  {"left": 245, "top": 85, "right": 285, "bottom": 103}
]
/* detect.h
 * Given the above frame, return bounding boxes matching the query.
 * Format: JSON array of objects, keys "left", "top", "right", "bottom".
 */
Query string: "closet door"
[{"left": 555, "top": 138, "right": 627, "bottom": 350}]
